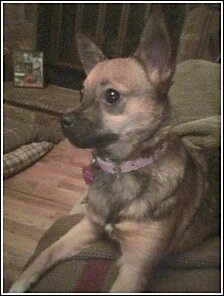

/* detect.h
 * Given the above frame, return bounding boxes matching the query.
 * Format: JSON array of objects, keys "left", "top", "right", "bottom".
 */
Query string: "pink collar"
[{"left": 94, "top": 141, "right": 168, "bottom": 178}]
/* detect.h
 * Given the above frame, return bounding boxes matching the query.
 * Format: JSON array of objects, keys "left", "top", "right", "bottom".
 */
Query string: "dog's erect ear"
[
  {"left": 134, "top": 5, "right": 173, "bottom": 92},
  {"left": 76, "top": 33, "right": 106, "bottom": 74}
]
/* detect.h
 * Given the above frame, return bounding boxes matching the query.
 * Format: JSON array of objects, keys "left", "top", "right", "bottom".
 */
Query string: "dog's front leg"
[
  {"left": 9, "top": 216, "right": 99, "bottom": 293},
  {"left": 110, "top": 219, "right": 173, "bottom": 293}
]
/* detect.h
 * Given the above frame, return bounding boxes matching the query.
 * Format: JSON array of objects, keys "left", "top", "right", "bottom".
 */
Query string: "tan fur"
[
  {"left": 9, "top": 6, "right": 219, "bottom": 293},
  {"left": 110, "top": 219, "right": 176, "bottom": 292}
]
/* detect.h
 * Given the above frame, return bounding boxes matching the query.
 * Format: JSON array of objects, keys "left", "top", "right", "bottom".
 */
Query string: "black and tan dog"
[{"left": 9, "top": 6, "right": 219, "bottom": 293}]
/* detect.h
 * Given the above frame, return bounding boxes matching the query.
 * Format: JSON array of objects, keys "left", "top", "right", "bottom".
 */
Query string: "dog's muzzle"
[{"left": 60, "top": 113, "right": 118, "bottom": 149}]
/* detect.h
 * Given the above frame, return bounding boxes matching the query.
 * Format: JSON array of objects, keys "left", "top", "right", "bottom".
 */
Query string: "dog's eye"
[{"left": 104, "top": 89, "right": 120, "bottom": 105}]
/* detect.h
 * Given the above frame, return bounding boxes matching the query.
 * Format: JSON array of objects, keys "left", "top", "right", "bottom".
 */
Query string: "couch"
[
  {"left": 3, "top": 83, "right": 80, "bottom": 179},
  {"left": 5, "top": 59, "right": 221, "bottom": 293}
]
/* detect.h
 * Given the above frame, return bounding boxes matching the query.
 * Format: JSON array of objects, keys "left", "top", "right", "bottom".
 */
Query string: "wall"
[
  {"left": 3, "top": 3, "right": 38, "bottom": 80},
  {"left": 3, "top": 3, "right": 220, "bottom": 84}
]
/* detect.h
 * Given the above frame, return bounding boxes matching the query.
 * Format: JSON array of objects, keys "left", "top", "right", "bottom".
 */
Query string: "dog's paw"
[{"left": 9, "top": 280, "right": 30, "bottom": 293}]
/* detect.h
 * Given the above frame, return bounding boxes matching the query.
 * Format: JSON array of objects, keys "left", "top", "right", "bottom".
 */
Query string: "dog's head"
[{"left": 61, "top": 6, "right": 174, "bottom": 160}]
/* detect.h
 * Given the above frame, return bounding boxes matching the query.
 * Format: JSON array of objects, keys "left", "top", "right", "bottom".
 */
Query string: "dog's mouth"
[{"left": 60, "top": 115, "right": 119, "bottom": 149}]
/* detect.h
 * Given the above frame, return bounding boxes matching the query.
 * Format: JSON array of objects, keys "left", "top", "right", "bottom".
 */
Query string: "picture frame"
[{"left": 13, "top": 50, "right": 44, "bottom": 88}]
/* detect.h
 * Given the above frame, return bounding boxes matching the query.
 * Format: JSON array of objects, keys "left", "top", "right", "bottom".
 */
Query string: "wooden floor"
[{"left": 3, "top": 139, "right": 91, "bottom": 285}]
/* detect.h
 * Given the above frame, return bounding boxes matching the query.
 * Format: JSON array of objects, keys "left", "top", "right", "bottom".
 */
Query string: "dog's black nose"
[{"left": 60, "top": 115, "right": 74, "bottom": 127}]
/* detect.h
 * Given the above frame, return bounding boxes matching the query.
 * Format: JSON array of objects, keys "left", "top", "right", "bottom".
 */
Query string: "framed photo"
[{"left": 13, "top": 51, "right": 44, "bottom": 88}]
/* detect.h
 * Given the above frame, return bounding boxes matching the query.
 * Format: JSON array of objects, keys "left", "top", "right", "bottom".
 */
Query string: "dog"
[{"left": 9, "top": 6, "right": 219, "bottom": 293}]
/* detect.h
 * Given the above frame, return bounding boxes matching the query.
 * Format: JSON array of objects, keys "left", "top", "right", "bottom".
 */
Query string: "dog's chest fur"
[
  {"left": 85, "top": 137, "right": 219, "bottom": 248},
  {"left": 87, "top": 139, "right": 188, "bottom": 224}
]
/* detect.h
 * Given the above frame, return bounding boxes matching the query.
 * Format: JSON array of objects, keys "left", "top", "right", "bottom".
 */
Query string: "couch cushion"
[
  {"left": 4, "top": 82, "right": 80, "bottom": 115},
  {"left": 3, "top": 141, "right": 54, "bottom": 179},
  {"left": 169, "top": 59, "right": 220, "bottom": 125},
  {"left": 3, "top": 119, "right": 38, "bottom": 154},
  {"left": 166, "top": 60, "right": 221, "bottom": 151},
  {"left": 3, "top": 104, "right": 63, "bottom": 154},
  {"left": 3, "top": 104, "right": 39, "bottom": 154}
]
